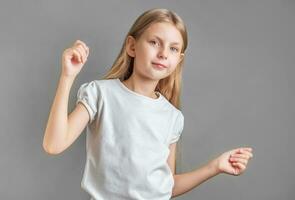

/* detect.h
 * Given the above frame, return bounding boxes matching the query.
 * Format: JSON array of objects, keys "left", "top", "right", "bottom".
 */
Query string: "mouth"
[{"left": 152, "top": 62, "right": 167, "bottom": 69}]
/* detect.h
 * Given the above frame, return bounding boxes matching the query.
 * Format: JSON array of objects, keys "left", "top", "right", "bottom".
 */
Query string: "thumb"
[
  {"left": 233, "top": 148, "right": 243, "bottom": 154},
  {"left": 232, "top": 147, "right": 252, "bottom": 154}
]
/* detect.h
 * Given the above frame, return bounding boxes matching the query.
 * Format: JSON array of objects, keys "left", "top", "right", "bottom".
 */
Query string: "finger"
[
  {"left": 244, "top": 152, "right": 253, "bottom": 159},
  {"left": 75, "top": 46, "right": 87, "bottom": 63},
  {"left": 63, "top": 48, "right": 74, "bottom": 59},
  {"left": 233, "top": 148, "right": 244, "bottom": 154},
  {"left": 234, "top": 148, "right": 253, "bottom": 158},
  {"left": 230, "top": 153, "right": 251, "bottom": 160},
  {"left": 75, "top": 43, "right": 88, "bottom": 60},
  {"left": 232, "top": 162, "right": 246, "bottom": 171},
  {"left": 234, "top": 147, "right": 252, "bottom": 153},
  {"left": 72, "top": 48, "right": 82, "bottom": 63},
  {"left": 75, "top": 40, "right": 88, "bottom": 51},
  {"left": 73, "top": 47, "right": 83, "bottom": 63},
  {"left": 230, "top": 157, "right": 248, "bottom": 165},
  {"left": 74, "top": 40, "right": 89, "bottom": 56},
  {"left": 242, "top": 147, "right": 253, "bottom": 152},
  {"left": 238, "top": 149, "right": 253, "bottom": 158}
]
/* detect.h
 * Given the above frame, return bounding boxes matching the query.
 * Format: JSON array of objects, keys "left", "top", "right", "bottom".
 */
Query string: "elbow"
[
  {"left": 171, "top": 188, "right": 177, "bottom": 199},
  {"left": 171, "top": 175, "right": 176, "bottom": 198},
  {"left": 42, "top": 131, "right": 67, "bottom": 155},
  {"left": 171, "top": 175, "right": 179, "bottom": 198},
  {"left": 171, "top": 188, "right": 180, "bottom": 199},
  {"left": 42, "top": 141, "right": 63, "bottom": 155}
]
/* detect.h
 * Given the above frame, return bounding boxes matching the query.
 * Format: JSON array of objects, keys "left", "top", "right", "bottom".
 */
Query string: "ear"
[
  {"left": 126, "top": 35, "right": 136, "bottom": 57},
  {"left": 178, "top": 53, "right": 185, "bottom": 64}
]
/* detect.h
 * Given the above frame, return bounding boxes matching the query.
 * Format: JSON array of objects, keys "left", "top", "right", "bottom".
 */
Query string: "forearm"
[
  {"left": 43, "top": 75, "right": 75, "bottom": 154},
  {"left": 172, "top": 159, "right": 220, "bottom": 198}
]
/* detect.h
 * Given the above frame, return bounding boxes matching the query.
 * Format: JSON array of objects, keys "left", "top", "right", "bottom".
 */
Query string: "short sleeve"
[
  {"left": 169, "top": 112, "right": 184, "bottom": 144},
  {"left": 76, "top": 81, "right": 101, "bottom": 124}
]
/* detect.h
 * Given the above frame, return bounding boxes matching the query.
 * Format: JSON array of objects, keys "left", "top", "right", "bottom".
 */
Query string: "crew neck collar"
[{"left": 115, "top": 78, "right": 163, "bottom": 102}]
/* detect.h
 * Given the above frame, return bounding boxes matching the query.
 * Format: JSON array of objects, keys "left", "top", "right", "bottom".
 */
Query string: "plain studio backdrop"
[{"left": 0, "top": 0, "right": 293, "bottom": 199}]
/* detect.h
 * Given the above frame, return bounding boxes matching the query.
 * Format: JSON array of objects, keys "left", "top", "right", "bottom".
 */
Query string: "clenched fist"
[
  {"left": 61, "top": 40, "right": 89, "bottom": 78},
  {"left": 211, "top": 147, "right": 254, "bottom": 176}
]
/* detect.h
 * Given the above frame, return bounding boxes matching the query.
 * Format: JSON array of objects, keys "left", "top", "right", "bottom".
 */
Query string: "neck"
[{"left": 122, "top": 74, "right": 159, "bottom": 99}]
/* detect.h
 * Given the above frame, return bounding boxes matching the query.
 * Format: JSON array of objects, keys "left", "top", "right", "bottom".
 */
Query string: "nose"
[{"left": 157, "top": 47, "right": 168, "bottom": 60}]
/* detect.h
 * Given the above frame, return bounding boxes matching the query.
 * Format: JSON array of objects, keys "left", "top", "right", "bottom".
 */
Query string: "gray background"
[{"left": 0, "top": 0, "right": 294, "bottom": 199}]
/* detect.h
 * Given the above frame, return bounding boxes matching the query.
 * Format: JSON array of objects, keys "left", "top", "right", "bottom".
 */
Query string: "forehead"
[{"left": 141, "top": 22, "right": 183, "bottom": 45}]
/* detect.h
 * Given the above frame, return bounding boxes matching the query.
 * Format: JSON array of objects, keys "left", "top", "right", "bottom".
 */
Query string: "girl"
[{"left": 43, "top": 8, "right": 254, "bottom": 200}]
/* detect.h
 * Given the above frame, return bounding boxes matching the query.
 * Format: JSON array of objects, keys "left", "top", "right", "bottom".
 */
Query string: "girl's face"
[{"left": 126, "top": 22, "right": 184, "bottom": 81}]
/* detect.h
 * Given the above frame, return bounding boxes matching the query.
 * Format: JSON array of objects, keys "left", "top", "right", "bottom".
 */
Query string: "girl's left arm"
[{"left": 171, "top": 147, "right": 253, "bottom": 198}]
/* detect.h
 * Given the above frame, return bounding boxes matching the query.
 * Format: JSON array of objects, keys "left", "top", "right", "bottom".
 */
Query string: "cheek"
[
  {"left": 168, "top": 66, "right": 177, "bottom": 74},
  {"left": 171, "top": 57, "right": 180, "bottom": 68},
  {"left": 144, "top": 46, "right": 157, "bottom": 58},
  {"left": 136, "top": 45, "right": 152, "bottom": 60},
  {"left": 166, "top": 58, "right": 180, "bottom": 73}
]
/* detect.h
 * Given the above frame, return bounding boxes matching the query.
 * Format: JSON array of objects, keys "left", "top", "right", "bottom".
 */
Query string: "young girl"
[{"left": 43, "top": 8, "right": 254, "bottom": 200}]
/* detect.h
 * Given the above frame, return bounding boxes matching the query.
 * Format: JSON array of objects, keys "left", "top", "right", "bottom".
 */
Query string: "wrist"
[
  {"left": 208, "top": 159, "right": 222, "bottom": 176},
  {"left": 60, "top": 74, "right": 76, "bottom": 83}
]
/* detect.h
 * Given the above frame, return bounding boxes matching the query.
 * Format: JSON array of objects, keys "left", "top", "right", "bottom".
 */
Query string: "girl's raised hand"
[
  {"left": 212, "top": 147, "right": 254, "bottom": 176},
  {"left": 61, "top": 40, "right": 90, "bottom": 78}
]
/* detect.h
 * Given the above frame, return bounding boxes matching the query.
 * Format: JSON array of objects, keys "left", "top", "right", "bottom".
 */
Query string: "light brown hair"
[
  {"left": 102, "top": 8, "right": 188, "bottom": 173},
  {"left": 102, "top": 8, "right": 188, "bottom": 110}
]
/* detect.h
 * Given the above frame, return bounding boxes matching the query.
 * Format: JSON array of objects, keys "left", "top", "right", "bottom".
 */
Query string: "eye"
[
  {"left": 170, "top": 47, "right": 179, "bottom": 52},
  {"left": 150, "top": 40, "right": 159, "bottom": 46}
]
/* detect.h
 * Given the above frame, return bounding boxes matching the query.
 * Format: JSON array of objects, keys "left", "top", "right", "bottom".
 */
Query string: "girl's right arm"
[{"left": 42, "top": 40, "right": 90, "bottom": 155}]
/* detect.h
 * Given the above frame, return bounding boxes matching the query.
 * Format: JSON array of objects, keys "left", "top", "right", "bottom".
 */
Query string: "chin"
[
  {"left": 139, "top": 68, "right": 170, "bottom": 81},
  {"left": 152, "top": 73, "right": 170, "bottom": 81}
]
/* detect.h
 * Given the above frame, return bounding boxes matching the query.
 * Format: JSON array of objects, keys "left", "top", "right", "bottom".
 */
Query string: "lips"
[{"left": 152, "top": 62, "right": 167, "bottom": 68}]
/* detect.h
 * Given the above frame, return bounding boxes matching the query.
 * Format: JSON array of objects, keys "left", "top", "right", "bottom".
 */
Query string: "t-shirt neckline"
[{"left": 115, "top": 78, "right": 163, "bottom": 102}]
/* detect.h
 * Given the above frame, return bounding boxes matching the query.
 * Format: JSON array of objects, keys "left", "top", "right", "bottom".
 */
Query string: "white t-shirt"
[{"left": 76, "top": 78, "right": 184, "bottom": 200}]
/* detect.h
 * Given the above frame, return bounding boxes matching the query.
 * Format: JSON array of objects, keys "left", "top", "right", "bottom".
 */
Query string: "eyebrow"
[{"left": 151, "top": 35, "right": 181, "bottom": 46}]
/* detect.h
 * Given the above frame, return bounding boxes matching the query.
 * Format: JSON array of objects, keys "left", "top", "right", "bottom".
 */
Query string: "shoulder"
[
  {"left": 177, "top": 110, "right": 184, "bottom": 124},
  {"left": 80, "top": 78, "right": 117, "bottom": 93},
  {"left": 77, "top": 79, "right": 114, "bottom": 97},
  {"left": 160, "top": 95, "right": 183, "bottom": 116},
  {"left": 158, "top": 96, "right": 184, "bottom": 127},
  {"left": 173, "top": 109, "right": 184, "bottom": 126},
  {"left": 92, "top": 78, "right": 117, "bottom": 89}
]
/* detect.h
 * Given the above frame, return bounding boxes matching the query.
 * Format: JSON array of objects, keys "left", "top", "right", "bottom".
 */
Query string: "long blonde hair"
[
  {"left": 102, "top": 8, "right": 188, "bottom": 110},
  {"left": 102, "top": 8, "right": 188, "bottom": 173}
]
